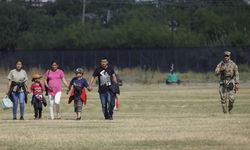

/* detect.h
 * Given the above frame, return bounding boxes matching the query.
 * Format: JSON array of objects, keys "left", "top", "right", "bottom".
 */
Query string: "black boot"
[
  {"left": 222, "top": 104, "right": 228, "bottom": 114},
  {"left": 228, "top": 104, "right": 233, "bottom": 113},
  {"left": 39, "top": 111, "right": 42, "bottom": 119}
]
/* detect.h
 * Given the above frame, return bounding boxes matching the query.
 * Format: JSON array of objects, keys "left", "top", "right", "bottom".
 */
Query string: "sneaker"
[
  {"left": 13, "top": 117, "right": 17, "bottom": 120},
  {"left": 20, "top": 116, "right": 24, "bottom": 120},
  {"left": 109, "top": 116, "right": 113, "bottom": 120}
]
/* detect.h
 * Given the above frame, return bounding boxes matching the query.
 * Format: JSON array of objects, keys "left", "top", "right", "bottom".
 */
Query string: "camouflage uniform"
[{"left": 215, "top": 51, "right": 239, "bottom": 113}]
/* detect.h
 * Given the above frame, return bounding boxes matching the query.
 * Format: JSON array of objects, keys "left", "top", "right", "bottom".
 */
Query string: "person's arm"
[
  {"left": 234, "top": 64, "right": 239, "bottom": 84},
  {"left": 24, "top": 81, "right": 29, "bottom": 93},
  {"left": 215, "top": 62, "right": 223, "bottom": 76},
  {"left": 29, "top": 85, "right": 33, "bottom": 94},
  {"left": 88, "top": 76, "right": 97, "bottom": 91},
  {"left": 62, "top": 77, "right": 69, "bottom": 88},
  {"left": 6, "top": 71, "right": 13, "bottom": 95},
  {"left": 66, "top": 79, "right": 73, "bottom": 94},
  {"left": 83, "top": 79, "right": 91, "bottom": 92},
  {"left": 60, "top": 70, "right": 69, "bottom": 88},
  {"left": 23, "top": 71, "right": 29, "bottom": 92},
  {"left": 66, "top": 84, "right": 73, "bottom": 95},
  {"left": 234, "top": 64, "right": 240, "bottom": 92},
  {"left": 44, "top": 70, "right": 49, "bottom": 87},
  {"left": 41, "top": 83, "right": 45, "bottom": 91},
  {"left": 44, "top": 77, "right": 48, "bottom": 87},
  {"left": 112, "top": 73, "right": 117, "bottom": 83},
  {"left": 89, "top": 69, "right": 99, "bottom": 91},
  {"left": 6, "top": 80, "right": 12, "bottom": 95}
]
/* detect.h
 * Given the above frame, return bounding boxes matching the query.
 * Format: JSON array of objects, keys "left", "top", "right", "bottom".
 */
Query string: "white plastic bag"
[{"left": 2, "top": 96, "right": 13, "bottom": 110}]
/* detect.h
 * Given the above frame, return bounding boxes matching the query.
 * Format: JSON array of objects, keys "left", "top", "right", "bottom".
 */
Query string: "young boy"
[
  {"left": 67, "top": 68, "right": 91, "bottom": 120},
  {"left": 30, "top": 73, "right": 47, "bottom": 119}
]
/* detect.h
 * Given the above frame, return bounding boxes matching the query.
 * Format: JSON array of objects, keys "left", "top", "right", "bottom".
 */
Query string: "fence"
[{"left": 0, "top": 48, "right": 249, "bottom": 72}]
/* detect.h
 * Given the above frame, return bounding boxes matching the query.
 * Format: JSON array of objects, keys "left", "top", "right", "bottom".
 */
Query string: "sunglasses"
[{"left": 224, "top": 55, "right": 230, "bottom": 57}]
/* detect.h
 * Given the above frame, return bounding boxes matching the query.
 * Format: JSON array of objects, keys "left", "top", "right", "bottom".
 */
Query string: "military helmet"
[
  {"left": 224, "top": 51, "right": 231, "bottom": 56},
  {"left": 75, "top": 67, "right": 84, "bottom": 74}
]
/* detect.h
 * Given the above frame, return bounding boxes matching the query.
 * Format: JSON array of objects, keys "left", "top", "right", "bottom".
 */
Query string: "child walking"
[
  {"left": 30, "top": 73, "right": 47, "bottom": 119},
  {"left": 67, "top": 68, "right": 91, "bottom": 120}
]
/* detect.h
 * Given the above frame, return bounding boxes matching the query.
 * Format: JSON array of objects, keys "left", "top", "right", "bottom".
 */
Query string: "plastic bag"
[{"left": 2, "top": 96, "right": 13, "bottom": 110}]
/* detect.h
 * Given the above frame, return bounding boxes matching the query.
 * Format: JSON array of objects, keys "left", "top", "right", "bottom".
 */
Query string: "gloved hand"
[
  {"left": 220, "top": 64, "right": 226, "bottom": 72},
  {"left": 235, "top": 83, "right": 240, "bottom": 92}
]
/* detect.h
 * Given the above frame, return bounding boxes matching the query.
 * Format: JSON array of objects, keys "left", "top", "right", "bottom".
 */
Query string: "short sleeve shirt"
[
  {"left": 44, "top": 69, "right": 64, "bottom": 96},
  {"left": 70, "top": 77, "right": 89, "bottom": 100},
  {"left": 8, "top": 69, "right": 28, "bottom": 92},
  {"left": 30, "top": 83, "right": 44, "bottom": 95},
  {"left": 93, "top": 66, "right": 115, "bottom": 93},
  {"left": 70, "top": 78, "right": 89, "bottom": 89}
]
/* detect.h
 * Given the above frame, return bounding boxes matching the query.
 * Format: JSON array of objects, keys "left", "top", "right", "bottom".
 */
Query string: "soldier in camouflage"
[{"left": 215, "top": 51, "right": 240, "bottom": 114}]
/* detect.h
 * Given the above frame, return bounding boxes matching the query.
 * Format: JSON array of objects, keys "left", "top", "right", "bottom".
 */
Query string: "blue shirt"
[{"left": 70, "top": 77, "right": 89, "bottom": 100}]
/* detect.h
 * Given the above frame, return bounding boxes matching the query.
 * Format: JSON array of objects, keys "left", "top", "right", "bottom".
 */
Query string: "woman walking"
[
  {"left": 6, "top": 60, "right": 28, "bottom": 120},
  {"left": 44, "top": 61, "right": 69, "bottom": 120}
]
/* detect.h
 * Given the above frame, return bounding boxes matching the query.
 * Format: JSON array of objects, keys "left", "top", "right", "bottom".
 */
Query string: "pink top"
[
  {"left": 30, "top": 83, "right": 44, "bottom": 95},
  {"left": 45, "top": 69, "right": 64, "bottom": 96}
]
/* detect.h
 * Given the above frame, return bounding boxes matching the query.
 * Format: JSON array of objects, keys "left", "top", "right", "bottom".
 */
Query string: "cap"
[
  {"left": 75, "top": 68, "right": 84, "bottom": 74},
  {"left": 32, "top": 73, "right": 42, "bottom": 81}
]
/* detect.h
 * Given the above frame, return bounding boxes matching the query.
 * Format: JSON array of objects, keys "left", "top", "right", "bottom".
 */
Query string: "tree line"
[{"left": 0, "top": 0, "right": 250, "bottom": 50}]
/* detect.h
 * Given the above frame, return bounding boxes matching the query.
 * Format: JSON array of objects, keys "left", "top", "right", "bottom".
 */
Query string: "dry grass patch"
[{"left": 0, "top": 84, "right": 250, "bottom": 150}]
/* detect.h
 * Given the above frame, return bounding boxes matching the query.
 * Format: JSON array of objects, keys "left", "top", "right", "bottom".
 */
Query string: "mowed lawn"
[{"left": 0, "top": 84, "right": 250, "bottom": 150}]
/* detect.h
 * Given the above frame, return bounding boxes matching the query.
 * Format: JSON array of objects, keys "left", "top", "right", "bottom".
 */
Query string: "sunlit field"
[{"left": 0, "top": 82, "right": 250, "bottom": 150}]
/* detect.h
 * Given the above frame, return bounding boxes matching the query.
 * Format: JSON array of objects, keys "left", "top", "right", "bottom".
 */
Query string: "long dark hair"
[
  {"left": 16, "top": 60, "right": 23, "bottom": 65},
  {"left": 15, "top": 60, "right": 24, "bottom": 70},
  {"left": 50, "top": 60, "right": 59, "bottom": 66}
]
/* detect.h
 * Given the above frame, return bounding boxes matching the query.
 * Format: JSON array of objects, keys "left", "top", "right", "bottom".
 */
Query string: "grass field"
[{"left": 0, "top": 83, "right": 250, "bottom": 150}]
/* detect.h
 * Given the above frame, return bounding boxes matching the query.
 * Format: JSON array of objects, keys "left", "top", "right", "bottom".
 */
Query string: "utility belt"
[{"left": 220, "top": 79, "right": 235, "bottom": 91}]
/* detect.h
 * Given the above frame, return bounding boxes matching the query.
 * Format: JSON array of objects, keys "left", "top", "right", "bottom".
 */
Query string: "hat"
[
  {"left": 224, "top": 51, "right": 231, "bottom": 56},
  {"left": 32, "top": 73, "right": 42, "bottom": 81},
  {"left": 75, "top": 68, "right": 84, "bottom": 74}
]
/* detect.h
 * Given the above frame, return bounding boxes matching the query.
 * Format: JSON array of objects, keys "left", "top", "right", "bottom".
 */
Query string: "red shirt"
[{"left": 30, "top": 83, "right": 44, "bottom": 95}]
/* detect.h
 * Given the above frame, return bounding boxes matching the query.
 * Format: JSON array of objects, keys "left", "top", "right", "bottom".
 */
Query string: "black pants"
[
  {"left": 33, "top": 99, "right": 43, "bottom": 118},
  {"left": 34, "top": 105, "right": 42, "bottom": 118}
]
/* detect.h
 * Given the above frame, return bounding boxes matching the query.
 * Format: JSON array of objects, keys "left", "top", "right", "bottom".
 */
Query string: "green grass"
[{"left": 0, "top": 84, "right": 250, "bottom": 150}]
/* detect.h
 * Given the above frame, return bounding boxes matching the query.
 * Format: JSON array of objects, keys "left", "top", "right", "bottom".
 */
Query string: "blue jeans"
[
  {"left": 11, "top": 92, "right": 25, "bottom": 118},
  {"left": 99, "top": 91, "right": 115, "bottom": 119}
]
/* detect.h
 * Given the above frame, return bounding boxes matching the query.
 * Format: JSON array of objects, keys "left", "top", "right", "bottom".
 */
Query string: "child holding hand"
[
  {"left": 30, "top": 73, "right": 47, "bottom": 119},
  {"left": 67, "top": 68, "right": 91, "bottom": 120}
]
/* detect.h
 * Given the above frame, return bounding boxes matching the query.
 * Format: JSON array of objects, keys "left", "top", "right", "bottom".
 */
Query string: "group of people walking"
[
  {"left": 6, "top": 57, "right": 119, "bottom": 120},
  {"left": 5, "top": 51, "right": 240, "bottom": 120}
]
